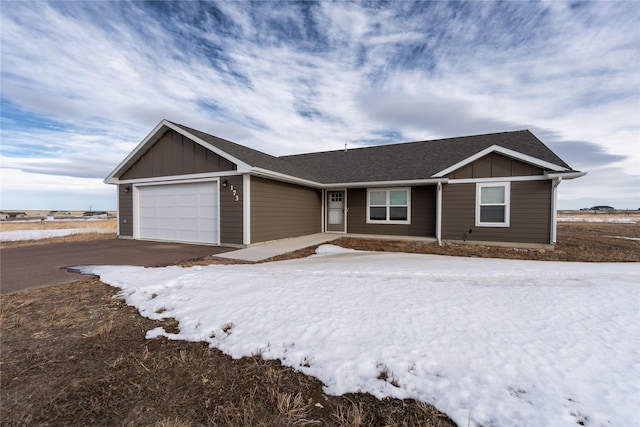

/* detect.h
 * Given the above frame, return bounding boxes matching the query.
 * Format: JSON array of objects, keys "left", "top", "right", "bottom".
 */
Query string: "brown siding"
[
  {"left": 346, "top": 187, "right": 436, "bottom": 237},
  {"left": 250, "top": 177, "right": 322, "bottom": 243},
  {"left": 120, "top": 129, "right": 237, "bottom": 180},
  {"left": 118, "top": 184, "right": 133, "bottom": 237},
  {"left": 449, "top": 153, "right": 543, "bottom": 179},
  {"left": 219, "top": 176, "right": 244, "bottom": 245},
  {"left": 441, "top": 180, "right": 552, "bottom": 244}
]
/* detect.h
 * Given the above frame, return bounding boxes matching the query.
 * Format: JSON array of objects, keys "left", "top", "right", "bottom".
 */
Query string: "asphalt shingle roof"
[{"left": 171, "top": 123, "right": 574, "bottom": 184}]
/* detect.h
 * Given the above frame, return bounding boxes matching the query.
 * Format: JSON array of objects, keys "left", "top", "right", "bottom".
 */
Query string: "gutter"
[{"left": 545, "top": 171, "right": 587, "bottom": 180}]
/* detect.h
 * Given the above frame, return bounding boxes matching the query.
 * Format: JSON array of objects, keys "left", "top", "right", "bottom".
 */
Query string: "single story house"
[
  {"left": 0, "top": 211, "right": 27, "bottom": 221},
  {"left": 105, "top": 119, "right": 585, "bottom": 248}
]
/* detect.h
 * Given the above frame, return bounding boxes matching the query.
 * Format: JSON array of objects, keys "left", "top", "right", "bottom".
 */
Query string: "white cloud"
[{"left": 0, "top": 1, "right": 638, "bottom": 209}]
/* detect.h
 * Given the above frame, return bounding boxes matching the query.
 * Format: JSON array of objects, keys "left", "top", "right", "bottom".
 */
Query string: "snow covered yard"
[{"left": 79, "top": 245, "right": 640, "bottom": 427}]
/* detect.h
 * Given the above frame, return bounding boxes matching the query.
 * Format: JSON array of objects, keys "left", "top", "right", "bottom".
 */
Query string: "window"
[
  {"left": 367, "top": 188, "right": 410, "bottom": 224},
  {"left": 476, "top": 182, "right": 510, "bottom": 227}
]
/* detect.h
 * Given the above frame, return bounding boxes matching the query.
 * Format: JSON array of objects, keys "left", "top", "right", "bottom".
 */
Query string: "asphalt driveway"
[{"left": 0, "top": 239, "right": 234, "bottom": 295}]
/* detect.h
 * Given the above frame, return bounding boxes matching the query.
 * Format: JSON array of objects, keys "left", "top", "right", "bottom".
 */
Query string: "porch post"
[
  {"left": 436, "top": 181, "right": 442, "bottom": 245},
  {"left": 551, "top": 177, "right": 561, "bottom": 244}
]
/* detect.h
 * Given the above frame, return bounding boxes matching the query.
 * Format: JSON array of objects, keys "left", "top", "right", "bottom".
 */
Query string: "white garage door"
[{"left": 137, "top": 181, "right": 218, "bottom": 244}]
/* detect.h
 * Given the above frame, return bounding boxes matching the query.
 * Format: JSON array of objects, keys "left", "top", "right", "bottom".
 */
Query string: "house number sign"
[{"left": 228, "top": 184, "right": 239, "bottom": 202}]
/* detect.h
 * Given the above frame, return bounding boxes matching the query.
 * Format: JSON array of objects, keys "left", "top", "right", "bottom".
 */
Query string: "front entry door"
[{"left": 327, "top": 191, "right": 345, "bottom": 232}]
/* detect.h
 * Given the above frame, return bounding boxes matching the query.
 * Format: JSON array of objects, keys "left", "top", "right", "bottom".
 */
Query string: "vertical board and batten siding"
[
  {"left": 250, "top": 177, "right": 322, "bottom": 244},
  {"left": 449, "top": 153, "right": 543, "bottom": 179},
  {"left": 120, "top": 129, "right": 236, "bottom": 180},
  {"left": 346, "top": 187, "right": 436, "bottom": 237},
  {"left": 441, "top": 180, "right": 552, "bottom": 244},
  {"left": 442, "top": 153, "right": 552, "bottom": 244},
  {"left": 219, "top": 175, "right": 244, "bottom": 245},
  {"left": 118, "top": 185, "right": 133, "bottom": 237}
]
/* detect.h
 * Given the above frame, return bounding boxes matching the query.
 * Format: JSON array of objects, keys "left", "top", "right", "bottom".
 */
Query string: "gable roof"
[
  {"left": 106, "top": 120, "right": 580, "bottom": 185},
  {"left": 280, "top": 130, "right": 573, "bottom": 184}
]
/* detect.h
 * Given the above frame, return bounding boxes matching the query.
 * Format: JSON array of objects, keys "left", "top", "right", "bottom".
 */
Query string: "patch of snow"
[
  {"left": 558, "top": 217, "right": 637, "bottom": 223},
  {"left": 313, "top": 244, "right": 358, "bottom": 255},
  {"left": 605, "top": 235, "right": 640, "bottom": 241},
  {"left": 77, "top": 251, "right": 640, "bottom": 427},
  {"left": 0, "top": 228, "right": 112, "bottom": 242}
]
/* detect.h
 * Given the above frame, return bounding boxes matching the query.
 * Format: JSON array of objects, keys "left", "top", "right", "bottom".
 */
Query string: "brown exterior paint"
[
  {"left": 441, "top": 180, "right": 552, "bottom": 244},
  {"left": 118, "top": 184, "right": 133, "bottom": 237},
  {"left": 219, "top": 175, "right": 244, "bottom": 245},
  {"left": 346, "top": 187, "right": 436, "bottom": 237},
  {"left": 250, "top": 177, "right": 322, "bottom": 243},
  {"left": 449, "top": 153, "right": 543, "bottom": 179},
  {"left": 120, "top": 129, "right": 237, "bottom": 180}
]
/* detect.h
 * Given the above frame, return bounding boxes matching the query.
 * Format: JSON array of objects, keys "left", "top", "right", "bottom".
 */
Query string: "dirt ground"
[{"left": 1, "top": 220, "right": 638, "bottom": 426}]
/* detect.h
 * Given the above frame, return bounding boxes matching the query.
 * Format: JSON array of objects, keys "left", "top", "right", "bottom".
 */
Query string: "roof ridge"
[{"left": 281, "top": 129, "right": 532, "bottom": 159}]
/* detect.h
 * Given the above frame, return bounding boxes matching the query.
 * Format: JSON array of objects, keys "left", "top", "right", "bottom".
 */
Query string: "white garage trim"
[{"left": 133, "top": 178, "right": 220, "bottom": 245}]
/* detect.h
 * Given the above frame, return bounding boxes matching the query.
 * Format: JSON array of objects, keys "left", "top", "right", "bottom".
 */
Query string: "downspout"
[
  {"left": 551, "top": 177, "right": 562, "bottom": 244},
  {"left": 436, "top": 181, "right": 443, "bottom": 245}
]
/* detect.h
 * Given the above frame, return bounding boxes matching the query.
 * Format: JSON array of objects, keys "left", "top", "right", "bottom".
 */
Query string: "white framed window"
[
  {"left": 476, "top": 182, "right": 510, "bottom": 227},
  {"left": 367, "top": 188, "right": 411, "bottom": 224}
]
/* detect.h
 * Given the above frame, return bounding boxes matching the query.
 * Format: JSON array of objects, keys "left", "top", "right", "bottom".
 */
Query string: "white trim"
[
  {"left": 449, "top": 175, "right": 548, "bottom": 184},
  {"left": 321, "top": 189, "right": 326, "bottom": 232},
  {"left": 104, "top": 119, "right": 251, "bottom": 184},
  {"left": 436, "top": 182, "right": 442, "bottom": 245},
  {"left": 113, "top": 170, "right": 240, "bottom": 185},
  {"left": 243, "top": 174, "right": 251, "bottom": 245},
  {"left": 132, "top": 177, "right": 221, "bottom": 244},
  {"left": 324, "top": 178, "right": 447, "bottom": 189},
  {"left": 551, "top": 177, "right": 561, "bottom": 244},
  {"left": 433, "top": 145, "right": 569, "bottom": 178},
  {"left": 475, "top": 182, "right": 511, "bottom": 227},
  {"left": 545, "top": 171, "right": 587, "bottom": 180},
  {"left": 366, "top": 187, "right": 411, "bottom": 225},
  {"left": 326, "top": 189, "right": 347, "bottom": 233},
  {"left": 250, "top": 167, "right": 324, "bottom": 188},
  {"left": 116, "top": 184, "right": 121, "bottom": 236}
]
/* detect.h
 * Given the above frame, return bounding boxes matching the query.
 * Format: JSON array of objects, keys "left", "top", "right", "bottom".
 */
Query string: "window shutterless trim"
[
  {"left": 475, "top": 182, "right": 510, "bottom": 227},
  {"left": 366, "top": 188, "right": 411, "bottom": 224}
]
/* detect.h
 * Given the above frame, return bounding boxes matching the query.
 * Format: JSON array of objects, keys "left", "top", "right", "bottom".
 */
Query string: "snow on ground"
[
  {"left": 78, "top": 245, "right": 640, "bottom": 427},
  {"left": 558, "top": 216, "right": 638, "bottom": 223},
  {"left": 0, "top": 228, "right": 113, "bottom": 242}
]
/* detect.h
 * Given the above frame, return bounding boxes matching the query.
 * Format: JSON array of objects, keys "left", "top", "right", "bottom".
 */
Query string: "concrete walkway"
[{"left": 216, "top": 233, "right": 341, "bottom": 262}]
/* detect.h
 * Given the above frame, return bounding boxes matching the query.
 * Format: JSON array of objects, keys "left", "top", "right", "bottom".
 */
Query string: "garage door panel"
[{"left": 137, "top": 181, "right": 219, "bottom": 244}]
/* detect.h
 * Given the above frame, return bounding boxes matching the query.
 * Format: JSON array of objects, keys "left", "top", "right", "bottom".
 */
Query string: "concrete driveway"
[{"left": 0, "top": 239, "right": 234, "bottom": 295}]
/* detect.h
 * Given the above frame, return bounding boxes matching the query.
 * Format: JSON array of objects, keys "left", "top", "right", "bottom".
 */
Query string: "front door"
[{"left": 326, "top": 191, "right": 346, "bottom": 232}]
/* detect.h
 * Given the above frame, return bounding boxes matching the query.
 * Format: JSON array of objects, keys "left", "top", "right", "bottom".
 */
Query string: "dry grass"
[
  {"left": 0, "top": 219, "right": 117, "bottom": 248},
  {"left": 0, "top": 280, "right": 455, "bottom": 427},
  {"left": 260, "top": 222, "right": 640, "bottom": 264}
]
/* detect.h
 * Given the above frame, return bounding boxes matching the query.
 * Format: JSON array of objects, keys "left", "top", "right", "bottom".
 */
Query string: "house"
[
  {"left": 105, "top": 119, "right": 585, "bottom": 248},
  {"left": 0, "top": 211, "right": 27, "bottom": 221}
]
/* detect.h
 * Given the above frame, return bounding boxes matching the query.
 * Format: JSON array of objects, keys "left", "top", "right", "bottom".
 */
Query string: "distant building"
[
  {"left": 0, "top": 211, "right": 27, "bottom": 221},
  {"left": 83, "top": 211, "right": 109, "bottom": 218}
]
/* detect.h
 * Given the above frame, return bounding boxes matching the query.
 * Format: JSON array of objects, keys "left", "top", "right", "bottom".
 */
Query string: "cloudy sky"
[{"left": 1, "top": 1, "right": 638, "bottom": 211}]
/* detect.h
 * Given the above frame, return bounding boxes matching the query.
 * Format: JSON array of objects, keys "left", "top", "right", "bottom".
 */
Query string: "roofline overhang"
[
  {"left": 250, "top": 167, "right": 324, "bottom": 188},
  {"left": 104, "top": 119, "right": 252, "bottom": 184},
  {"left": 432, "top": 145, "right": 570, "bottom": 178},
  {"left": 545, "top": 171, "right": 587, "bottom": 180},
  {"left": 250, "top": 167, "right": 449, "bottom": 189},
  {"left": 323, "top": 178, "right": 449, "bottom": 188}
]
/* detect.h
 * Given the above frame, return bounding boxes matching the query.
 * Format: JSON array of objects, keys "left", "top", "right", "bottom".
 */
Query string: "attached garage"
[
  {"left": 135, "top": 181, "right": 219, "bottom": 245},
  {"left": 107, "top": 120, "right": 584, "bottom": 248}
]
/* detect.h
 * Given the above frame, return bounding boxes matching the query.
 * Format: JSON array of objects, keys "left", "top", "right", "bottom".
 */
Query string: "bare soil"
[
  {"left": 1, "top": 280, "right": 454, "bottom": 427},
  {"left": 1, "top": 221, "right": 638, "bottom": 426}
]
